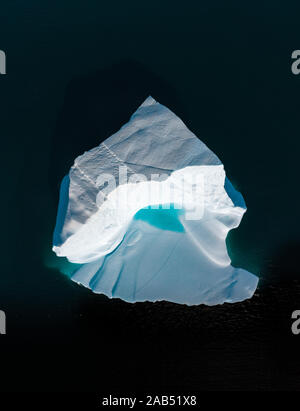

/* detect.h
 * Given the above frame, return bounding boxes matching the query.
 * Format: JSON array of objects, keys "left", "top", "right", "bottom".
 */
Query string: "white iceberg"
[{"left": 52, "top": 96, "right": 258, "bottom": 305}]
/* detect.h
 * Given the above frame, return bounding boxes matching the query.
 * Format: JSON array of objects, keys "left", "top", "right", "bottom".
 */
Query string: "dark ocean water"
[{"left": 0, "top": 1, "right": 300, "bottom": 392}]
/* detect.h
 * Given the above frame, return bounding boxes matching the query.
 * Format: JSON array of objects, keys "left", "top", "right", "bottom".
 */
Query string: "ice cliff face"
[{"left": 52, "top": 96, "right": 258, "bottom": 305}]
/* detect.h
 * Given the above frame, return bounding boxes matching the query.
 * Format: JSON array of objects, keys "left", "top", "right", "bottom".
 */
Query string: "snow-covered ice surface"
[{"left": 52, "top": 96, "right": 258, "bottom": 305}]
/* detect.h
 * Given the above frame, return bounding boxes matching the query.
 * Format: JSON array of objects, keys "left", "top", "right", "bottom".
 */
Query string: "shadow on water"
[
  {"left": 49, "top": 59, "right": 186, "bottom": 201},
  {"left": 262, "top": 241, "right": 300, "bottom": 286}
]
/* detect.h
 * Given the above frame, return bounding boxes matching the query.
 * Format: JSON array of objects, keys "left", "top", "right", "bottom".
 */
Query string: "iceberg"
[{"left": 52, "top": 96, "right": 258, "bottom": 305}]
